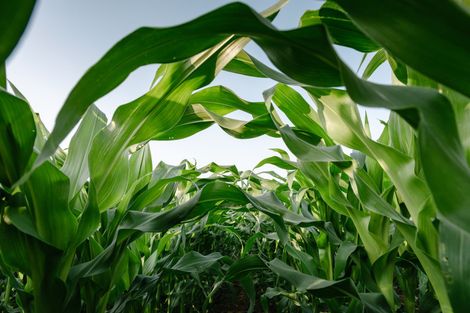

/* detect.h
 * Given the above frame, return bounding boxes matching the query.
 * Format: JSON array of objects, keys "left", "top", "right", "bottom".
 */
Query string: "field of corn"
[{"left": 1, "top": 0, "right": 469, "bottom": 312}]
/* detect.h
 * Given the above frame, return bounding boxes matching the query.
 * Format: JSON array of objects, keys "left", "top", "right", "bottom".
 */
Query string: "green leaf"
[
  {"left": 88, "top": 35, "right": 252, "bottom": 210},
  {"left": 372, "top": 249, "right": 398, "bottom": 310},
  {"left": 0, "top": 64, "right": 6, "bottom": 88},
  {"left": 268, "top": 259, "right": 357, "bottom": 298},
  {"left": 169, "top": 251, "right": 223, "bottom": 274},
  {"left": 308, "top": 86, "right": 433, "bottom": 237},
  {"left": 69, "top": 190, "right": 203, "bottom": 281},
  {"left": 270, "top": 84, "right": 333, "bottom": 144},
  {"left": 37, "top": 2, "right": 341, "bottom": 166},
  {"left": 225, "top": 255, "right": 267, "bottom": 281},
  {"left": 334, "top": 241, "right": 356, "bottom": 279},
  {"left": 20, "top": 162, "right": 77, "bottom": 250},
  {"left": 362, "top": 49, "right": 387, "bottom": 80},
  {"left": 223, "top": 50, "right": 265, "bottom": 78},
  {"left": 340, "top": 62, "right": 470, "bottom": 236},
  {"left": 128, "top": 144, "right": 153, "bottom": 189},
  {"left": 352, "top": 165, "right": 452, "bottom": 313},
  {"left": 119, "top": 190, "right": 202, "bottom": 236},
  {"left": 439, "top": 220, "right": 470, "bottom": 313},
  {"left": 0, "top": 0, "right": 36, "bottom": 64},
  {"left": 0, "top": 223, "right": 30, "bottom": 274},
  {"left": 336, "top": 0, "right": 470, "bottom": 97},
  {"left": 301, "top": 2, "right": 380, "bottom": 52},
  {"left": 255, "top": 156, "right": 297, "bottom": 170},
  {"left": 352, "top": 169, "right": 412, "bottom": 225},
  {"left": 0, "top": 89, "right": 36, "bottom": 187},
  {"left": 155, "top": 85, "right": 275, "bottom": 140},
  {"left": 61, "top": 105, "right": 107, "bottom": 200},
  {"left": 268, "top": 258, "right": 391, "bottom": 313},
  {"left": 279, "top": 126, "right": 344, "bottom": 163}
]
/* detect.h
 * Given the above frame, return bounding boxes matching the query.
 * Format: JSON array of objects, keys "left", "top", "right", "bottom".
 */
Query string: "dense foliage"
[{"left": 0, "top": 0, "right": 469, "bottom": 312}]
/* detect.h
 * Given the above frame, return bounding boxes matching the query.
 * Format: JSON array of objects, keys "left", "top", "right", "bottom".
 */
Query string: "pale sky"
[{"left": 6, "top": 0, "right": 390, "bottom": 170}]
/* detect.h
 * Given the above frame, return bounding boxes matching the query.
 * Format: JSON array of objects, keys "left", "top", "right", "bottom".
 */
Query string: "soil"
[{"left": 209, "top": 283, "right": 276, "bottom": 313}]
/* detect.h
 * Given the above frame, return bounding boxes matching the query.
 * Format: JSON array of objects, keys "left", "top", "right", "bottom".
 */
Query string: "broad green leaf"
[
  {"left": 285, "top": 244, "right": 316, "bottom": 276},
  {"left": 372, "top": 249, "right": 398, "bottom": 310},
  {"left": 308, "top": 86, "right": 433, "bottom": 235},
  {"left": 387, "top": 111, "right": 415, "bottom": 158},
  {"left": 279, "top": 126, "right": 344, "bottom": 162},
  {"left": 0, "top": 223, "right": 30, "bottom": 274},
  {"left": 88, "top": 35, "right": 253, "bottom": 210},
  {"left": 225, "top": 255, "right": 267, "bottom": 281},
  {"left": 4, "top": 205, "right": 39, "bottom": 241},
  {"left": 439, "top": 221, "right": 470, "bottom": 313},
  {"left": 37, "top": 2, "right": 341, "bottom": 166},
  {"left": 223, "top": 50, "right": 265, "bottom": 78},
  {"left": 128, "top": 144, "right": 152, "bottom": 188},
  {"left": 270, "top": 84, "right": 333, "bottom": 144},
  {"left": 269, "top": 258, "right": 354, "bottom": 296},
  {"left": 61, "top": 105, "right": 107, "bottom": 200},
  {"left": 129, "top": 176, "right": 189, "bottom": 213},
  {"left": 0, "top": 89, "right": 36, "bottom": 187},
  {"left": 69, "top": 190, "right": 203, "bottom": 280},
  {"left": 336, "top": 0, "right": 470, "bottom": 98},
  {"left": 118, "top": 190, "right": 202, "bottom": 236},
  {"left": 333, "top": 241, "right": 356, "bottom": 279},
  {"left": 190, "top": 86, "right": 267, "bottom": 116},
  {"left": 245, "top": 192, "right": 316, "bottom": 227},
  {"left": 0, "top": 0, "right": 36, "bottom": 64},
  {"left": 352, "top": 170, "right": 412, "bottom": 225},
  {"left": 203, "top": 109, "right": 277, "bottom": 139},
  {"left": 20, "top": 162, "right": 77, "bottom": 250},
  {"left": 300, "top": 2, "right": 380, "bottom": 52},
  {"left": 268, "top": 258, "right": 391, "bottom": 313},
  {"left": 441, "top": 87, "right": 470, "bottom": 165},
  {"left": 339, "top": 63, "right": 470, "bottom": 236},
  {"left": 155, "top": 85, "right": 274, "bottom": 140},
  {"left": 71, "top": 187, "right": 100, "bottom": 247},
  {"left": 352, "top": 166, "right": 452, "bottom": 313},
  {"left": 255, "top": 156, "right": 297, "bottom": 170},
  {"left": 297, "top": 161, "right": 348, "bottom": 217},
  {"left": 169, "top": 251, "right": 223, "bottom": 274}
]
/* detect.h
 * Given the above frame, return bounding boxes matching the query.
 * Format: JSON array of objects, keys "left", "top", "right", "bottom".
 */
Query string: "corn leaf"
[
  {"left": 336, "top": 0, "right": 470, "bottom": 98},
  {"left": 0, "top": 0, "right": 36, "bottom": 64}
]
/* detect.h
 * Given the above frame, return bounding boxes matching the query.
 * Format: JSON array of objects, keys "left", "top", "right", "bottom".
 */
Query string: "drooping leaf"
[
  {"left": 268, "top": 258, "right": 391, "bottom": 313},
  {"left": 169, "top": 251, "right": 223, "bottom": 274},
  {"left": 301, "top": 1, "right": 380, "bottom": 52},
  {"left": 0, "top": 0, "right": 36, "bottom": 64},
  {"left": 336, "top": 0, "right": 470, "bottom": 97},
  {"left": 37, "top": 2, "right": 341, "bottom": 166}
]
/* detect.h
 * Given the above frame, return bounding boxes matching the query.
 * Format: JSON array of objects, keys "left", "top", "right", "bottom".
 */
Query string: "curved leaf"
[
  {"left": 0, "top": 89, "right": 36, "bottom": 186},
  {"left": 20, "top": 162, "right": 77, "bottom": 250},
  {"left": 336, "top": 0, "right": 470, "bottom": 97},
  {"left": 0, "top": 0, "right": 36, "bottom": 63},
  {"left": 37, "top": 2, "right": 341, "bottom": 166}
]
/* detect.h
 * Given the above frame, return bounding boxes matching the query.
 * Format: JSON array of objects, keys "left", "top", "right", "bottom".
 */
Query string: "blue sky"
[{"left": 7, "top": 0, "right": 390, "bottom": 169}]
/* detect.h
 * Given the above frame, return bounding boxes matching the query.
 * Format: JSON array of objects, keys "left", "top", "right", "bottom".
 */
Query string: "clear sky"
[{"left": 7, "top": 0, "right": 390, "bottom": 170}]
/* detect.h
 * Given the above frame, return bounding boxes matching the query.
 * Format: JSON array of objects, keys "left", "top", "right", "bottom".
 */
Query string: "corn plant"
[{"left": 1, "top": 0, "right": 469, "bottom": 312}]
